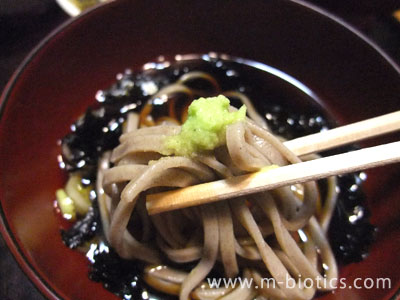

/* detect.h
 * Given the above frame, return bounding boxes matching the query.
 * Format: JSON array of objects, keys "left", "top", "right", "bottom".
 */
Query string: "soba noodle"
[{"left": 92, "top": 71, "right": 339, "bottom": 300}]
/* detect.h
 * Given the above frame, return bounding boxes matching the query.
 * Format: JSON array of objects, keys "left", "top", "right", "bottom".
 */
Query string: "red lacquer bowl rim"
[{"left": 0, "top": 0, "right": 399, "bottom": 300}]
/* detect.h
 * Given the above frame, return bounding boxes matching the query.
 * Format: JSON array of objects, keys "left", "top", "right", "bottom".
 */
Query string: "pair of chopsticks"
[{"left": 146, "top": 111, "right": 400, "bottom": 215}]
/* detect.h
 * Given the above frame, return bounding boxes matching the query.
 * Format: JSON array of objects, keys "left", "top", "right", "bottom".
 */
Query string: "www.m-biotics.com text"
[{"left": 207, "top": 275, "right": 391, "bottom": 290}]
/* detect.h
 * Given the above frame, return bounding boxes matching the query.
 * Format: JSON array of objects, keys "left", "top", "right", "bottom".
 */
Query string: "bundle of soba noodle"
[{"left": 97, "top": 91, "right": 338, "bottom": 300}]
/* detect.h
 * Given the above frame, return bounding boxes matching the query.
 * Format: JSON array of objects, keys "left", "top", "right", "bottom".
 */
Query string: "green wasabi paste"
[{"left": 163, "top": 95, "right": 246, "bottom": 156}]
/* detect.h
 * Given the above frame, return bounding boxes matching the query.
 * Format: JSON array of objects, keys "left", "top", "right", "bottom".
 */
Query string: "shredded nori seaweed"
[
  {"left": 60, "top": 55, "right": 376, "bottom": 299},
  {"left": 61, "top": 200, "right": 100, "bottom": 249}
]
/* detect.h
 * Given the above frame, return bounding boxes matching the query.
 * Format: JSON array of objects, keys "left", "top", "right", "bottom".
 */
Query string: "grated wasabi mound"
[{"left": 164, "top": 95, "right": 246, "bottom": 156}]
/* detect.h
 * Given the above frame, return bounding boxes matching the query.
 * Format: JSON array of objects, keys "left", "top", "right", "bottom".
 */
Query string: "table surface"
[{"left": 0, "top": 1, "right": 399, "bottom": 299}]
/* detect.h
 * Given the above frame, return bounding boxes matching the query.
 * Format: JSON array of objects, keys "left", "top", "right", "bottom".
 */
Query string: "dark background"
[{"left": 1, "top": 0, "right": 400, "bottom": 299}]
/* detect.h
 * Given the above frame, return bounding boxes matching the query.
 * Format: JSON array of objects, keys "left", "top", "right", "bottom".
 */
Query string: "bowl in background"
[{"left": 0, "top": 0, "right": 399, "bottom": 299}]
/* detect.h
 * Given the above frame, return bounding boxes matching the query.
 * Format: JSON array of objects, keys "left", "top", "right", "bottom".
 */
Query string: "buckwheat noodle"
[{"left": 97, "top": 71, "right": 338, "bottom": 300}]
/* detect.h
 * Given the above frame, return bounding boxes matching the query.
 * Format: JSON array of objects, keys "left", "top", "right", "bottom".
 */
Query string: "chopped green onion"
[
  {"left": 56, "top": 189, "right": 76, "bottom": 221},
  {"left": 65, "top": 175, "right": 92, "bottom": 215}
]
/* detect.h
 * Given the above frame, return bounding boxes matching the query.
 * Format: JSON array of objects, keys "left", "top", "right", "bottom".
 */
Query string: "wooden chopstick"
[
  {"left": 146, "top": 141, "right": 400, "bottom": 215},
  {"left": 146, "top": 111, "right": 400, "bottom": 214},
  {"left": 283, "top": 110, "right": 400, "bottom": 156}
]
